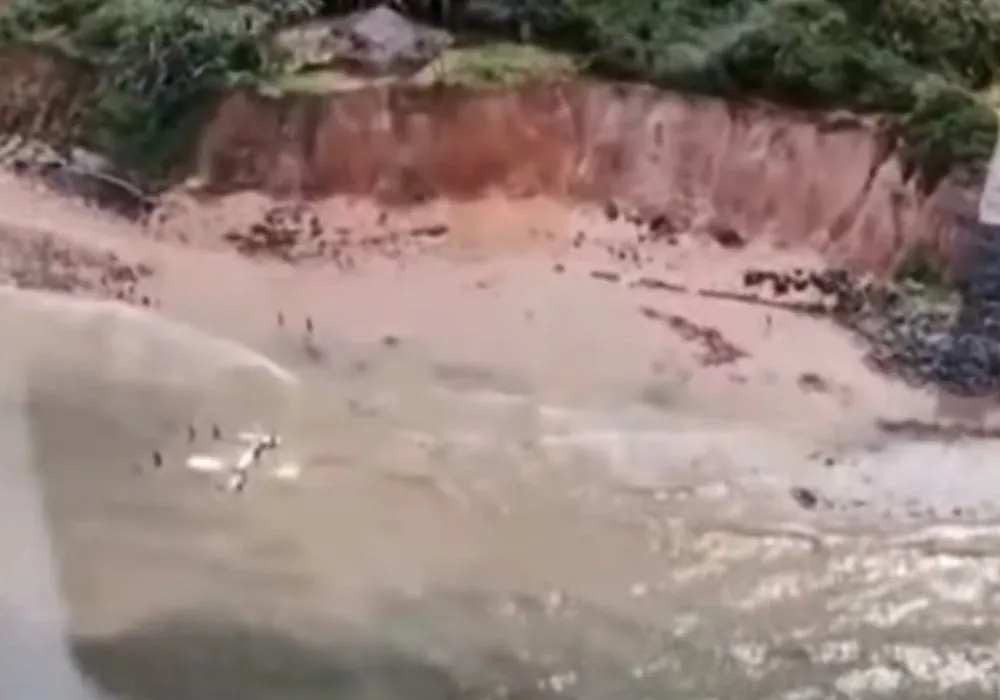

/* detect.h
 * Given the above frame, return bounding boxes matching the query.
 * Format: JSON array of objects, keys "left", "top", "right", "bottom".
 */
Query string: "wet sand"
[{"left": 1, "top": 178, "right": 1000, "bottom": 698}]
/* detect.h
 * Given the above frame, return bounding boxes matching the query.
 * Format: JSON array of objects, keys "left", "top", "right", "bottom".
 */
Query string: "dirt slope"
[{"left": 191, "top": 83, "right": 977, "bottom": 277}]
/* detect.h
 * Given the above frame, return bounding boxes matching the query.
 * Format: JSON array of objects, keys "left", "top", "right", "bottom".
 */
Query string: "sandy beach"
[{"left": 1, "top": 173, "right": 999, "bottom": 699}]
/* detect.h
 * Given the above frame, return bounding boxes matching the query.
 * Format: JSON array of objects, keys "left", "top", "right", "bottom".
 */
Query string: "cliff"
[
  {"left": 190, "top": 82, "right": 978, "bottom": 277},
  {"left": 0, "top": 43, "right": 981, "bottom": 278}
]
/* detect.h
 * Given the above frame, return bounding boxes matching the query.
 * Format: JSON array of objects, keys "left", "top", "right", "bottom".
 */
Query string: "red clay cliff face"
[
  {"left": 0, "top": 44, "right": 978, "bottom": 278},
  {"left": 192, "top": 81, "right": 980, "bottom": 277}
]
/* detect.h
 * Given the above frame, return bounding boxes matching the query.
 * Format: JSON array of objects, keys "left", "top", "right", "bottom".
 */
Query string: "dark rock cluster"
[
  {"left": 601, "top": 199, "right": 733, "bottom": 248},
  {"left": 640, "top": 305, "right": 747, "bottom": 367},
  {"left": 741, "top": 224, "right": 1000, "bottom": 401},
  {"left": 742, "top": 266, "right": 870, "bottom": 315},
  {"left": 221, "top": 204, "right": 450, "bottom": 268},
  {"left": 222, "top": 204, "right": 324, "bottom": 261},
  {"left": 885, "top": 222, "right": 1000, "bottom": 397}
]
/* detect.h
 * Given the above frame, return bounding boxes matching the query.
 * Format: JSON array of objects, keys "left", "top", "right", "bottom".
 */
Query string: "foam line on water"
[{"left": 501, "top": 397, "right": 1000, "bottom": 543}]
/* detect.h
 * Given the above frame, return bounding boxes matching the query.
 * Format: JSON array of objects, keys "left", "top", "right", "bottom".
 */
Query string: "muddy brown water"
[{"left": 3, "top": 278, "right": 1000, "bottom": 700}]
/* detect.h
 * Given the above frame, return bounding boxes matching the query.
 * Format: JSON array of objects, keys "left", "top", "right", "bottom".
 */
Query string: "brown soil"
[{"left": 187, "top": 84, "right": 976, "bottom": 278}]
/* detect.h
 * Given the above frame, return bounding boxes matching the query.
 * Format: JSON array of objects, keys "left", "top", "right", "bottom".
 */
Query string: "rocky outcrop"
[
  {"left": 274, "top": 7, "right": 453, "bottom": 78},
  {"left": 189, "top": 81, "right": 979, "bottom": 278}
]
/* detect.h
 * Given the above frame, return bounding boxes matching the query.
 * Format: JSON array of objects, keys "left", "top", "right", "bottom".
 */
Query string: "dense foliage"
[
  {"left": 552, "top": 0, "right": 1000, "bottom": 187},
  {"left": 0, "top": 0, "right": 319, "bottom": 175},
  {"left": 450, "top": 0, "right": 1000, "bottom": 187},
  {"left": 0, "top": 0, "right": 998, "bottom": 186}
]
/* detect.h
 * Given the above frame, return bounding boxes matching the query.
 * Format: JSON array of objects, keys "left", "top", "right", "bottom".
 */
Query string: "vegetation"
[
  {"left": 895, "top": 242, "right": 946, "bottom": 288},
  {"left": 0, "top": 0, "right": 998, "bottom": 187},
  {"left": 0, "top": 0, "right": 319, "bottom": 175},
  {"left": 438, "top": 42, "right": 579, "bottom": 88},
  {"left": 551, "top": 0, "right": 1000, "bottom": 189}
]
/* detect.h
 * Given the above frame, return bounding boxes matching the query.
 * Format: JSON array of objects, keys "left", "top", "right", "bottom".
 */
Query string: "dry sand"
[{"left": 2, "top": 174, "right": 1000, "bottom": 699}]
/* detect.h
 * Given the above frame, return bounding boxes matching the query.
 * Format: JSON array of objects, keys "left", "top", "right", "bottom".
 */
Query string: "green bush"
[
  {"left": 1, "top": 0, "right": 999, "bottom": 185},
  {"left": 836, "top": 0, "right": 1000, "bottom": 89},
  {"left": 895, "top": 241, "right": 945, "bottom": 287},
  {"left": 0, "top": 0, "right": 320, "bottom": 178},
  {"left": 554, "top": 0, "right": 1000, "bottom": 179}
]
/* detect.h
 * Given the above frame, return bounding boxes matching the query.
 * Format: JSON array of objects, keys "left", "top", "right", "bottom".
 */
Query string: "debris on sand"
[
  {"left": 409, "top": 224, "right": 449, "bottom": 239},
  {"left": 790, "top": 487, "right": 819, "bottom": 511},
  {"left": 219, "top": 203, "right": 445, "bottom": 266},
  {"left": 797, "top": 372, "right": 830, "bottom": 393},
  {"left": 631, "top": 277, "right": 688, "bottom": 292},
  {"left": 647, "top": 213, "right": 678, "bottom": 240},
  {"left": 222, "top": 204, "right": 324, "bottom": 260},
  {"left": 640, "top": 306, "right": 748, "bottom": 366},
  {"left": 589, "top": 270, "right": 620, "bottom": 283},
  {"left": 706, "top": 223, "right": 745, "bottom": 249},
  {"left": 877, "top": 418, "right": 1000, "bottom": 440}
]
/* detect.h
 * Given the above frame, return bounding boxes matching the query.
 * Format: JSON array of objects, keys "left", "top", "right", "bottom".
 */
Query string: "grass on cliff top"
[
  {"left": 1, "top": 0, "right": 999, "bottom": 195},
  {"left": 267, "top": 41, "right": 582, "bottom": 93},
  {"left": 438, "top": 42, "right": 581, "bottom": 87}
]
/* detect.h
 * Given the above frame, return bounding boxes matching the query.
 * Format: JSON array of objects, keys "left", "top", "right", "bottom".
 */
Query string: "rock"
[
  {"left": 708, "top": 224, "right": 745, "bottom": 248},
  {"left": 410, "top": 223, "right": 449, "bottom": 238},
  {"left": 632, "top": 276, "right": 686, "bottom": 292},
  {"left": 276, "top": 7, "right": 453, "bottom": 78},
  {"left": 790, "top": 487, "right": 819, "bottom": 510},
  {"left": 648, "top": 213, "right": 676, "bottom": 239},
  {"left": 798, "top": 372, "right": 829, "bottom": 392},
  {"left": 590, "top": 270, "right": 620, "bottom": 283}
]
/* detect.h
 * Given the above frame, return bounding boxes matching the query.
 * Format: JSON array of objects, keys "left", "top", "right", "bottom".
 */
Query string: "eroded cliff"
[
  {"left": 190, "top": 82, "right": 980, "bottom": 277},
  {"left": 0, "top": 43, "right": 982, "bottom": 279}
]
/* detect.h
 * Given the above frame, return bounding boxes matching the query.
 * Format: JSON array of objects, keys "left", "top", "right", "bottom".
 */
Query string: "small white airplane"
[{"left": 184, "top": 427, "right": 287, "bottom": 493}]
